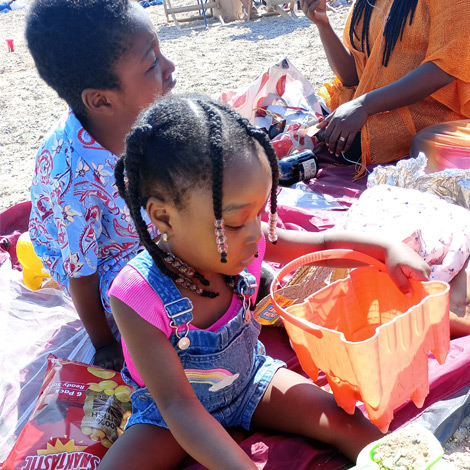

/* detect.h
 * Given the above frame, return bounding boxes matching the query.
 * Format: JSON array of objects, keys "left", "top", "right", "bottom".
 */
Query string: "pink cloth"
[
  {"left": 109, "top": 238, "right": 266, "bottom": 387},
  {"left": 4, "top": 202, "right": 470, "bottom": 469}
]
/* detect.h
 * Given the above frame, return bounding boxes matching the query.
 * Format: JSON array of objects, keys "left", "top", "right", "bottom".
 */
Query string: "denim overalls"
[{"left": 122, "top": 251, "right": 285, "bottom": 431}]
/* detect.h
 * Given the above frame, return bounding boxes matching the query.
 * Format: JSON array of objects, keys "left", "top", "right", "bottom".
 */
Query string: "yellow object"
[{"left": 16, "top": 232, "right": 50, "bottom": 290}]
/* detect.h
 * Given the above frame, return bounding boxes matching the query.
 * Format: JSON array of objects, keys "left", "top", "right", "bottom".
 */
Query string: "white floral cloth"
[{"left": 342, "top": 185, "right": 470, "bottom": 282}]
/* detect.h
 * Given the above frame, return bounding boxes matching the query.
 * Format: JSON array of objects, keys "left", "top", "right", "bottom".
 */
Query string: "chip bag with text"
[{"left": 2, "top": 355, "right": 132, "bottom": 470}]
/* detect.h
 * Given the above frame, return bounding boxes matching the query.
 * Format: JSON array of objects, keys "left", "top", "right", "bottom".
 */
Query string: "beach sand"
[
  {"left": 0, "top": 2, "right": 345, "bottom": 211},
  {"left": 0, "top": 2, "right": 469, "bottom": 467}
]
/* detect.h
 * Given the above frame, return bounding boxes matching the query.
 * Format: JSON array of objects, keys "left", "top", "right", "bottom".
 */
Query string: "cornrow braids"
[
  {"left": 211, "top": 102, "right": 279, "bottom": 243},
  {"left": 349, "top": 0, "right": 419, "bottom": 67},
  {"left": 118, "top": 124, "right": 216, "bottom": 297},
  {"left": 195, "top": 100, "right": 229, "bottom": 264},
  {"left": 117, "top": 93, "right": 279, "bottom": 298}
]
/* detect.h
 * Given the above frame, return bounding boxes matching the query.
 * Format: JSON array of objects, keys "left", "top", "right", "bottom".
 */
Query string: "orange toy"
[{"left": 270, "top": 250, "right": 450, "bottom": 432}]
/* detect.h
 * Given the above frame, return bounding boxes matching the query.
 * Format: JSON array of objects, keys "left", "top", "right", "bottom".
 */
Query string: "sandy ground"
[
  {"left": 0, "top": 2, "right": 344, "bottom": 211},
  {"left": 1, "top": 2, "right": 469, "bottom": 467}
]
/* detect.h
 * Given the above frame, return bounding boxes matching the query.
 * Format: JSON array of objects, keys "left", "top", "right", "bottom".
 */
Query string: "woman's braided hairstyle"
[
  {"left": 115, "top": 93, "right": 279, "bottom": 297},
  {"left": 349, "top": 0, "right": 419, "bottom": 67}
]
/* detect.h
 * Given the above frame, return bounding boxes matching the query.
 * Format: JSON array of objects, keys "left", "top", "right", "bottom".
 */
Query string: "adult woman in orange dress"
[{"left": 301, "top": 0, "right": 470, "bottom": 169}]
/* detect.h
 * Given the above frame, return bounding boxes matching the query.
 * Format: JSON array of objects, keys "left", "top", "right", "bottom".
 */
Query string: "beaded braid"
[
  {"left": 349, "top": 0, "right": 419, "bottom": 67},
  {"left": 116, "top": 125, "right": 217, "bottom": 298},
  {"left": 212, "top": 102, "right": 279, "bottom": 244},
  {"left": 195, "top": 100, "right": 229, "bottom": 264}
]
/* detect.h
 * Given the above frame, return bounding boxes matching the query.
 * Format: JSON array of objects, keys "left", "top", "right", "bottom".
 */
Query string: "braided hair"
[
  {"left": 115, "top": 93, "right": 279, "bottom": 297},
  {"left": 349, "top": 0, "right": 419, "bottom": 67}
]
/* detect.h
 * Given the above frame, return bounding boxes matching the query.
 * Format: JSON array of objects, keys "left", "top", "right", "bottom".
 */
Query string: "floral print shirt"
[{"left": 29, "top": 109, "right": 156, "bottom": 312}]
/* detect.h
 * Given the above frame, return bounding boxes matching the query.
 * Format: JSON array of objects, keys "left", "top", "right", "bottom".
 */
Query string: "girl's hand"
[
  {"left": 93, "top": 340, "right": 124, "bottom": 371},
  {"left": 300, "top": 0, "right": 329, "bottom": 26},
  {"left": 384, "top": 242, "right": 431, "bottom": 296},
  {"left": 318, "top": 98, "right": 369, "bottom": 156}
]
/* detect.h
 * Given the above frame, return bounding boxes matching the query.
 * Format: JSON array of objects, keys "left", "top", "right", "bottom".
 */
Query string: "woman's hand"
[
  {"left": 384, "top": 242, "right": 431, "bottom": 296},
  {"left": 300, "top": 0, "right": 329, "bottom": 26},
  {"left": 320, "top": 63, "right": 456, "bottom": 157},
  {"left": 318, "top": 97, "right": 369, "bottom": 156}
]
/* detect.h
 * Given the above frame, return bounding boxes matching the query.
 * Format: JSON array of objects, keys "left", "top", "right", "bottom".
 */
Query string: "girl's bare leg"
[
  {"left": 98, "top": 423, "right": 187, "bottom": 470},
  {"left": 449, "top": 255, "right": 470, "bottom": 338},
  {"left": 251, "top": 368, "right": 382, "bottom": 461}
]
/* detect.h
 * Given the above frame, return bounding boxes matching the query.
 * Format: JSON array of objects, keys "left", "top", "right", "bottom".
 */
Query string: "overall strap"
[
  {"left": 128, "top": 250, "right": 193, "bottom": 327},
  {"left": 237, "top": 269, "right": 257, "bottom": 318}
]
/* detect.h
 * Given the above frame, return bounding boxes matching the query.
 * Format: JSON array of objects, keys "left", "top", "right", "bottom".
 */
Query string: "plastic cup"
[{"left": 6, "top": 38, "right": 14, "bottom": 52}]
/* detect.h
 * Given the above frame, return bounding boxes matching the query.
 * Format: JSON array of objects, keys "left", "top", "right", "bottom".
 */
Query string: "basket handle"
[{"left": 269, "top": 249, "right": 388, "bottom": 335}]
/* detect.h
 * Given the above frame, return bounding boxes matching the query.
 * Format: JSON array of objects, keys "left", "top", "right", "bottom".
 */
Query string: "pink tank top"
[{"left": 109, "top": 237, "right": 266, "bottom": 387}]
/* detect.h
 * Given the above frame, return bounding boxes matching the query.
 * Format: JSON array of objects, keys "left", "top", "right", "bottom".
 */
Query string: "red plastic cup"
[{"left": 6, "top": 38, "right": 14, "bottom": 52}]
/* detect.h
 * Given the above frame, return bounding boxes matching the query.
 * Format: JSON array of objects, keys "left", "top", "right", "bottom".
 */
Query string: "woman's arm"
[
  {"left": 300, "top": 0, "right": 358, "bottom": 86},
  {"left": 110, "top": 296, "right": 258, "bottom": 470},
  {"left": 68, "top": 272, "right": 123, "bottom": 370},
  {"left": 263, "top": 225, "right": 430, "bottom": 295},
  {"left": 322, "top": 61, "right": 455, "bottom": 156}
]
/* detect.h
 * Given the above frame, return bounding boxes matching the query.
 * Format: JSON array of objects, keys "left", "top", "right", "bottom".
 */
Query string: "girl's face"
[
  {"left": 112, "top": 4, "right": 175, "bottom": 130},
  {"left": 167, "top": 150, "right": 272, "bottom": 277}
]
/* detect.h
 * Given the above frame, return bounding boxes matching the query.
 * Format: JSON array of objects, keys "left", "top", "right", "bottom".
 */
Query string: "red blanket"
[{"left": 2, "top": 161, "right": 470, "bottom": 469}]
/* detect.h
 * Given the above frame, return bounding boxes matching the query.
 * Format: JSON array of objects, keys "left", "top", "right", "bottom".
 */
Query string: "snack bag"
[{"left": 2, "top": 355, "right": 132, "bottom": 470}]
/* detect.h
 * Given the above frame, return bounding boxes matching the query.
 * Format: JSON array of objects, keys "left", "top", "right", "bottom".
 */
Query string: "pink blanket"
[{"left": 2, "top": 169, "right": 470, "bottom": 468}]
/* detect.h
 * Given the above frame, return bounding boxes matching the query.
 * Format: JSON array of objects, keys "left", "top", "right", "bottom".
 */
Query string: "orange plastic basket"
[{"left": 270, "top": 250, "right": 450, "bottom": 432}]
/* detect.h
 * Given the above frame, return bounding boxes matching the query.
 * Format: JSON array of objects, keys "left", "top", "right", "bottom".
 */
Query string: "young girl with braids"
[
  {"left": 99, "top": 93, "right": 429, "bottom": 470},
  {"left": 301, "top": 0, "right": 470, "bottom": 168}
]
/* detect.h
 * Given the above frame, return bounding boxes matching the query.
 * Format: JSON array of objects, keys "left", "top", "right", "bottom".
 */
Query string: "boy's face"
[{"left": 112, "top": 4, "right": 175, "bottom": 130}]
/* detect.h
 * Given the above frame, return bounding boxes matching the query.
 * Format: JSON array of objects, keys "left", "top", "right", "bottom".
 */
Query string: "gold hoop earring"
[{"left": 162, "top": 232, "right": 169, "bottom": 243}]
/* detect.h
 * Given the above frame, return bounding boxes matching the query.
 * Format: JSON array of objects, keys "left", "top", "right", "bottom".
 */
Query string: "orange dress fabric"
[{"left": 318, "top": 0, "right": 470, "bottom": 165}]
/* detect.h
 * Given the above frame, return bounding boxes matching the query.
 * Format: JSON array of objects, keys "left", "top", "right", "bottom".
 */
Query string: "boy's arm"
[
  {"left": 68, "top": 272, "right": 123, "bottom": 371},
  {"left": 110, "top": 296, "right": 258, "bottom": 470},
  {"left": 263, "top": 225, "right": 430, "bottom": 295}
]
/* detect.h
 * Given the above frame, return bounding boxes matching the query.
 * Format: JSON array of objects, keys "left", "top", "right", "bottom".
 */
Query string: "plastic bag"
[
  {"left": 220, "top": 58, "right": 330, "bottom": 159},
  {"left": 2, "top": 355, "right": 132, "bottom": 470}
]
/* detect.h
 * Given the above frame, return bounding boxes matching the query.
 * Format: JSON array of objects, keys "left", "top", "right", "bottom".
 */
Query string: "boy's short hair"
[{"left": 26, "top": 0, "right": 136, "bottom": 120}]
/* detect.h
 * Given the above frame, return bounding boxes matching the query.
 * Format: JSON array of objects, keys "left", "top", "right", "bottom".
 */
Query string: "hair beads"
[
  {"left": 163, "top": 252, "right": 195, "bottom": 278},
  {"left": 214, "top": 219, "right": 228, "bottom": 263},
  {"left": 268, "top": 212, "right": 278, "bottom": 244}
]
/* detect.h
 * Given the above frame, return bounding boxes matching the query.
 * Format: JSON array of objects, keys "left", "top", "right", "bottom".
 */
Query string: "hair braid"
[
  {"left": 382, "top": 0, "right": 418, "bottom": 66},
  {"left": 120, "top": 93, "right": 282, "bottom": 299},
  {"left": 196, "top": 100, "right": 229, "bottom": 263},
  {"left": 212, "top": 102, "right": 279, "bottom": 243},
  {"left": 349, "top": 0, "right": 419, "bottom": 67},
  {"left": 117, "top": 126, "right": 183, "bottom": 286}
]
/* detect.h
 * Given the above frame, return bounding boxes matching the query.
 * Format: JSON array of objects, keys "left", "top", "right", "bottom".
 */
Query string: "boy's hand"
[
  {"left": 93, "top": 340, "right": 124, "bottom": 371},
  {"left": 385, "top": 242, "right": 431, "bottom": 296}
]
